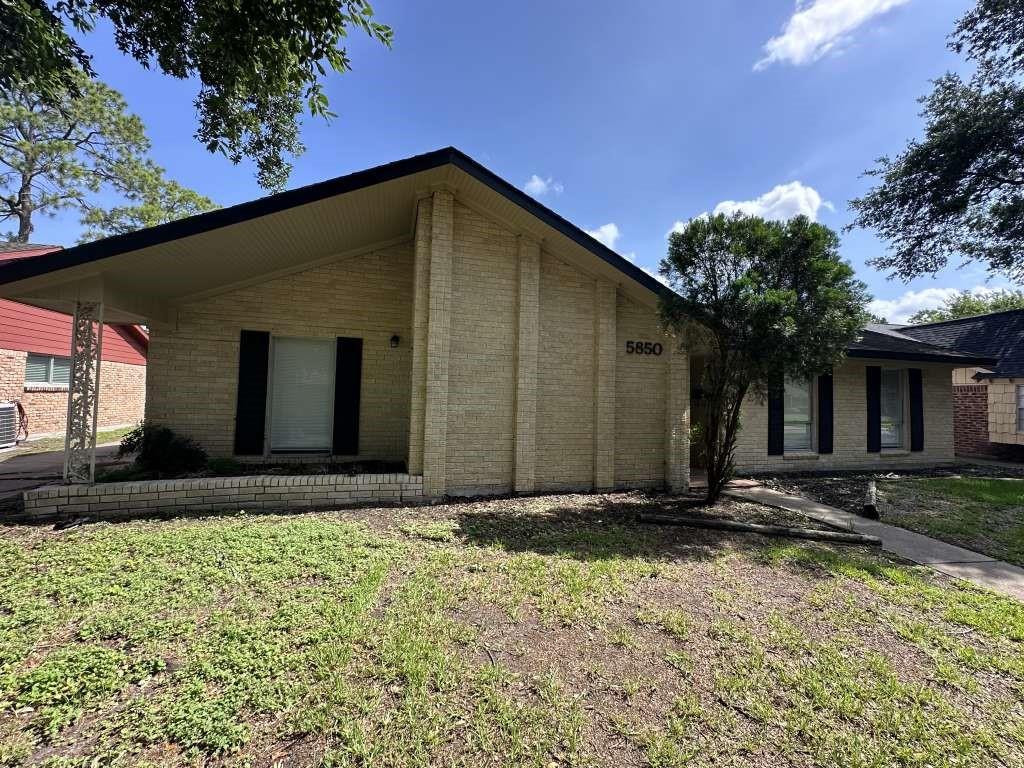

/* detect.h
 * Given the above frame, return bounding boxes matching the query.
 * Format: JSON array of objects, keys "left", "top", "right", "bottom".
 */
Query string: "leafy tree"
[
  {"left": 1, "top": 1, "right": 392, "bottom": 190},
  {"left": 659, "top": 214, "right": 870, "bottom": 502},
  {"left": 1, "top": 72, "right": 216, "bottom": 243},
  {"left": 907, "top": 288, "right": 1024, "bottom": 324},
  {"left": 850, "top": 0, "right": 1024, "bottom": 284}
]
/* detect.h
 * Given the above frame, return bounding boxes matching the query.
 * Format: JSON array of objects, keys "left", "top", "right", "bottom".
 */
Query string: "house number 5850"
[{"left": 625, "top": 340, "right": 663, "bottom": 356}]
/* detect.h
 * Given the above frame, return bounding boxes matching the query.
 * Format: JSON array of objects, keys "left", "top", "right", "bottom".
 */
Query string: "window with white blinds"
[
  {"left": 880, "top": 369, "right": 905, "bottom": 448},
  {"left": 25, "top": 353, "right": 71, "bottom": 385},
  {"left": 783, "top": 378, "right": 813, "bottom": 451},
  {"left": 269, "top": 337, "right": 335, "bottom": 452}
]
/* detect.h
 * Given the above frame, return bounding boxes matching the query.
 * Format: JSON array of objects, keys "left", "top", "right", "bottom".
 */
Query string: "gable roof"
[
  {"left": 900, "top": 309, "right": 1024, "bottom": 378},
  {"left": 0, "top": 147, "right": 666, "bottom": 298}
]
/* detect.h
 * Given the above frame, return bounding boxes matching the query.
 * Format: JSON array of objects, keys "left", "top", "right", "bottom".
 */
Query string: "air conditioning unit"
[{"left": 0, "top": 402, "right": 18, "bottom": 449}]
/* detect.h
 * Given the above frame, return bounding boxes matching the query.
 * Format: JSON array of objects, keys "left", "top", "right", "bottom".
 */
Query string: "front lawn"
[
  {"left": 2, "top": 492, "right": 1023, "bottom": 766},
  {"left": 878, "top": 477, "right": 1024, "bottom": 566}
]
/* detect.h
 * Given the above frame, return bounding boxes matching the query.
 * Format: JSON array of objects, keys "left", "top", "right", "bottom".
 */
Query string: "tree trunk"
[{"left": 16, "top": 182, "right": 32, "bottom": 243}]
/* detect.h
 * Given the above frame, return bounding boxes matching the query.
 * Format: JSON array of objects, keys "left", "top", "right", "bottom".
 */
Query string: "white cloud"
[
  {"left": 755, "top": 0, "right": 911, "bottom": 70},
  {"left": 586, "top": 222, "right": 620, "bottom": 249},
  {"left": 869, "top": 285, "right": 1014, "bottom": 324},
  {"left": 869, "top": 288, "right": 960, "bottom": 325},
  {"left": 714, "top": 181, "right": 832, "bottom": 221},
  {"left": 523, "top": 174, "right": 564, "bottom": 197},
  {"left": 667, "top": 181, "right": 831, "bottom": 235}
]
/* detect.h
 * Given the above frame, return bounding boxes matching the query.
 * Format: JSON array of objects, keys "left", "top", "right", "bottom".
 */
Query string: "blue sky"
[{"left": 40, "top": 0, "right": 1004, "bottom": 322}]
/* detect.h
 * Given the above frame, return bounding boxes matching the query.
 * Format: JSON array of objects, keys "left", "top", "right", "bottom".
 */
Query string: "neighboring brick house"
[
  {"left": 0, "top": 243, "right": 147, "bottom": 440},
  {"left": 0, "top": 148, "right": 994, "bottom": 494},
  {"left": 901, "top": 311, "right": 1024, "bottom": 462}
]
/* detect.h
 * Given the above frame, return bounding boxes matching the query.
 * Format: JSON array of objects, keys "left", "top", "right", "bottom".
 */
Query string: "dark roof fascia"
[
  {"left": 846, "top": 348, "right": 998, "bottom": 366},
  {"left": 0, "top": 147, "right": 669, "bottom": 297}
]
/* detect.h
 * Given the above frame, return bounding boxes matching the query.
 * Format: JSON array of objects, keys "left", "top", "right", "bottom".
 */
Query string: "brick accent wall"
[
  {"left": 0, "top": 348, "right": 144, "bottom": 437},
  {"left": 953, "top": 384, "right": 994, "bottom": 457},
  {"left": 146, "top": 241, "right": 414, "bottom": 460},
  {"left": 732, "top": 359, "right": 956, "bottom": 473}
]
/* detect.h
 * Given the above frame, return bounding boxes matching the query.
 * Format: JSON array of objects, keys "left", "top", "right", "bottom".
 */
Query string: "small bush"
[{"left": 118, "top": 423, "right": 207, "bottom": 478}]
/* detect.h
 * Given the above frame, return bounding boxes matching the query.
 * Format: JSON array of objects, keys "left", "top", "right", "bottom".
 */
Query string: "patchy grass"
[
  {"left": 1, "top": 492, "right": 1023, "bottom": 766},
  {"left": 0, "top": 426, "right": 133, "bottom": 465},
  {"left": 879, "top": 477, "right": 1024, "bottom": 566}
]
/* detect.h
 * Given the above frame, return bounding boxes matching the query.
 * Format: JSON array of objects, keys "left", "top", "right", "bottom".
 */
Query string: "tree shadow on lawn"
[{"left": 452, "top": 491, "right": 807, "bottom": 566}]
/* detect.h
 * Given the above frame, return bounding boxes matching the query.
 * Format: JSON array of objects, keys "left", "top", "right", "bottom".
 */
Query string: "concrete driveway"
[{"left": 0, "top": 444, "right": 123, "bottom": 501}]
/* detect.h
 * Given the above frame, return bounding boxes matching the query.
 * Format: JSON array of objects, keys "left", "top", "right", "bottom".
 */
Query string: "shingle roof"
[
  {"left": 0, "top": 243, "right": 61, "bottom": 261},
  {"left": 845, "top": 323, "right": 998, "bottom": 366},
  {"left": 900, "top": 309, "right": 1024, "bottom": 378}
]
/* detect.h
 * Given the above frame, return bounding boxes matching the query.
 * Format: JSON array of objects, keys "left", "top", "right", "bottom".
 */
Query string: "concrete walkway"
[{"left": 724, "top": 483, "right": 1024, "bottom": 603}]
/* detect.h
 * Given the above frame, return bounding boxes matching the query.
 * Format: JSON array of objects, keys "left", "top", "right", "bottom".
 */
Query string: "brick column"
[
  {"left": 407, "top": 196, "right": 432, "bottom": 475},
  {"left": 593, "top": 280, "right": 616, "bottom": 490},
  {"left": 514, "top": 236, "right": 540, "bottom": 493},
  {"left": 423, "top": 190, "right": 454, "bottom": 496},
  {"left": 665, "top": 342, "right": 690, "bottom": 492}
]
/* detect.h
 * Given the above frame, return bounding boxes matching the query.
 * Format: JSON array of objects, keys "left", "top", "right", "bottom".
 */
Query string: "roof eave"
[
  {"left": 0, "top": 146, "right": 668, "bottom": 299},
  {"left": 846, "top": 349, "right": 999, "bottom": 366}
]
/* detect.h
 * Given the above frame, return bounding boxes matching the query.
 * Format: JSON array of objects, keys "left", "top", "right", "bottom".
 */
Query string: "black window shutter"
[
  {"left": 234, "top": 330, "right": 270, "bottom": 455},
  {"left": 866, "top": 366, "right": 881, "bottom": 453},
  {"left": 817, "top": 372, "right": 834, "bottom": 454},
  {"left": 767, "top": 374, "right": 784, "bottom": 456},
  {"left": 333, "top": 337, "right": 363, "bottom": 455},
  {"left": 909, "top": 368, "right": 924, "bottom": 452}
]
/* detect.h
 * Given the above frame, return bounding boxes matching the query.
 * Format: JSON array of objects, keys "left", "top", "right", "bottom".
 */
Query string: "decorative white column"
[{"left": 63, "top": 301, "right": 104, "bottom": 484}]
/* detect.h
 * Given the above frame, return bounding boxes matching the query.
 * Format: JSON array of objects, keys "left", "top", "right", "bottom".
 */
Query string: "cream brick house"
[{"left": 0, "top": 148, "right": 994, "bottom": 496}]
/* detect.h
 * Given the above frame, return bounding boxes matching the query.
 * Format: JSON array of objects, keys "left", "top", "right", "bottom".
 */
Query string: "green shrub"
[{"left": 118, "top": 423, "right": 207, "bottom": 478}]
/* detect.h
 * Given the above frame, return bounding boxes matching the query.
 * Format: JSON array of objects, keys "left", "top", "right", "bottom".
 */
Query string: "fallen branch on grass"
[{"left": 637, "top": 513, "right": 882, "bottom": 546}]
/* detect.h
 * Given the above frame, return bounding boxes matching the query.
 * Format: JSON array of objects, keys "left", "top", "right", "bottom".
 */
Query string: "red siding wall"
[{"left": 0, "top": 299, "right": 146, "bottom": 365}]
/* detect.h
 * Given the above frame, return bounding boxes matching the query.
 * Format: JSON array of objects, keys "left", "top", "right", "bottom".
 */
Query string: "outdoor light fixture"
[{"left": 390, "top": 334, "right": 400, "bottom": 348}]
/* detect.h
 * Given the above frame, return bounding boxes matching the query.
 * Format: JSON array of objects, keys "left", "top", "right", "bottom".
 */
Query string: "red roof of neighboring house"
[{"left": 0, "top": 244, "right": 147, "bottom": 366}]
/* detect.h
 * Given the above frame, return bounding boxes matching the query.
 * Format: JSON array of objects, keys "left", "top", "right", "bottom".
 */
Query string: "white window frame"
[
  {"left": 783, "top": 377, "right": 815, "bottom": 453},
  {"left": 1017, "top": 385, "right": 1024, "bottom": 434},
  {"left": 25, "top": 353, "right": 71, "bottom": 387},
  {"left": 266, "top": 336, "right": 337, "bottom": 454},
  {"left": 880, "top": 368, "right": 906, "bottom": 449}
]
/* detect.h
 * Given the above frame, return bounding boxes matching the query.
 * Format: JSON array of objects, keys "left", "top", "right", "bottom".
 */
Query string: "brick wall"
[
  {"left": 445, "top": 202, "right": 518, "bottom": 495},
  {"left": 146, "top": 242, "right": 414, "bottom": 460},
  {"left": 19, "top": 473, "right": 423, "bottom": 523},
  {"left": 732, "top": 359, "right": 956, "bottom": 473},
  {"left": 953, "top": 384, "right": 994, "bottom": 457},
  {"left": 615, "top": 292, "right": 667, "bottom": 488},
  {"left": 535, "top": 251, "right": 598, "bottom": 491},
  {"left": 0, "top": 348, "right": 145, "bottom": 437}
]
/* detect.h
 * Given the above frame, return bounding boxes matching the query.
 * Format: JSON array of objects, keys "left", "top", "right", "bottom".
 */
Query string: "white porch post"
[{"left": 63, "top": 301, "right": 104, "bottom": 484}]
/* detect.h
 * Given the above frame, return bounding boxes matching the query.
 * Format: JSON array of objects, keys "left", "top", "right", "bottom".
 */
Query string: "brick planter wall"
[
  {"left": 17, "top": 473, "right": 424, "bottom": 523},
  {"left": 953, "top": 384, "right": 993, "bottom": 458}
]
